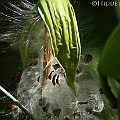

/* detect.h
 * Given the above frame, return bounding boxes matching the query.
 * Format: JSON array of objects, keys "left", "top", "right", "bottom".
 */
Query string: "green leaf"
[
  {"left": 98, "top": 24, "right": 120, "bottom": 80},
  {"left": 36, "top": 0, "right": 81, "bottom": 93},
  {"left": 98, "top": 23, "right": 120, "bottom": 119}
]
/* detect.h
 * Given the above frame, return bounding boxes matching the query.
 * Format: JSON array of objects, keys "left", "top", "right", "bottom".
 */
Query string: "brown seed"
[
  {"left": 78, "top": 101, "right": 88, "bottom": 105},
  {"left": 56, "top": 75, "right": 60, "bottom": 86},
  {"left": 37, "top": 76, "right": 40, "bottom": 82},
  {"left": 52, "top": 74, "right": 57, "bottom": 86},
  {"left": 48, "top": 70, "right": 54, "bottom": 80},
  {"left": 52, "top": 64, "right": 60, "bottom": 70},
  {"left": 72, "top": 112, "right": 80, "bottom": 120},
  {"left": 53, "top": 109, "right": 61, "bottom": 118},
  {"left": 76, "top": 67, "right": 81, "bottom": 73},
  {"left": 7, "top": 102, "right": 18, "bottom": 110},
  {"left": 99, "top": 88, "right": 104, "bottom": 94},
  {"left": 84, "top": 54, "right": 92, "bottom": 63}
]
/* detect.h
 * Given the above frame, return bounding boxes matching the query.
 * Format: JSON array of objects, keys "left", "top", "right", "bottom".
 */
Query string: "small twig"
[{"left": 0, "top": 85, "right": 36, "bottom": 120}]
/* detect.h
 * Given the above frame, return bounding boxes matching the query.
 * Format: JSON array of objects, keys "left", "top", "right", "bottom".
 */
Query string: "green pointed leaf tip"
[
  {"left": 37, "top": 0, "right": 81, "bottom": 92},
  {"left": 98, "top": 24, "right": 120, "bottom": 80}
]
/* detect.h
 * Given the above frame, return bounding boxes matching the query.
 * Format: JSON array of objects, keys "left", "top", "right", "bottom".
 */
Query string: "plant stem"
[{"left": 0, "top": 85, "right": 36, "bottom": 120}]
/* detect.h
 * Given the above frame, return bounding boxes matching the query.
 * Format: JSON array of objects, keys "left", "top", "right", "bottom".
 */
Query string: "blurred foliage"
[{"left": 114, "top": 0, "right": 120, "bottom": 21}]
